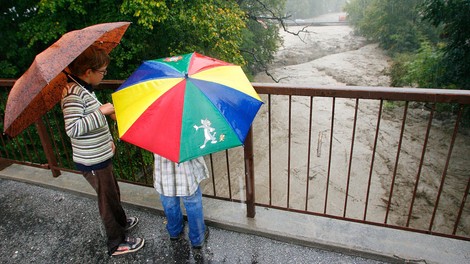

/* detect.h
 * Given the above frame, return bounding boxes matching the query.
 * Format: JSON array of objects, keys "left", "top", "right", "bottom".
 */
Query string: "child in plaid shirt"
[{"left": 153, "top": 154, "right": 210, "bottom": 249}]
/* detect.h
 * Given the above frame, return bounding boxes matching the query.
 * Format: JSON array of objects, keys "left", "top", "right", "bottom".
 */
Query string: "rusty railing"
[{"left": 1, "top": 79, "right": 469, "bottom": 241}]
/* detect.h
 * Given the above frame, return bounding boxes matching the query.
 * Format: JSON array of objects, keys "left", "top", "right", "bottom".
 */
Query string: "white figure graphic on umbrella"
[{"left": 194, "top": 118, "right": 218, "bottom": 149}]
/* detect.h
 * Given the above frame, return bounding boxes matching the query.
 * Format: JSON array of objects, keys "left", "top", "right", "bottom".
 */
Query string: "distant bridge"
[
  {"left": 283, "top": 12, "right": 349, "bottom": 26},
  {"left": 283, "top": 20, "right": 349, "bottom": 26}
]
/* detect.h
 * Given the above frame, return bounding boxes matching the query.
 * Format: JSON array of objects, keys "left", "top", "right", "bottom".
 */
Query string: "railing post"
[
  {"left": 244, "top": 127, "right": 256, "bottom": 218},
  {"left": 35, "top": 118, "right": 61, "bottom": 177}
]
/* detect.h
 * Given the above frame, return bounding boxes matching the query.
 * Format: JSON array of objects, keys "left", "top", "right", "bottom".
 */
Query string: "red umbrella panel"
[
  {"left": 3, "top": 22, "right": 130, "bottom": 137},
  {"left": 112, "top": 52, "right": 263, "bottom": 163}
]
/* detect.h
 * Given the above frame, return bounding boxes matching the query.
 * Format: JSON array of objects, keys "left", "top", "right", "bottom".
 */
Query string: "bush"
[{"left": 390, "top": 41, "right": 444, "bottom": 88}]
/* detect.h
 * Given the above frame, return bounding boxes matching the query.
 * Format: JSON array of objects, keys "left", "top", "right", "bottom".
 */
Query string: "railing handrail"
[
  {"left": 3, "top": 79, "right": 470, "bottom": 103},
  {"left": 252, "top": 82, "right": 470, "bottom": 103}
]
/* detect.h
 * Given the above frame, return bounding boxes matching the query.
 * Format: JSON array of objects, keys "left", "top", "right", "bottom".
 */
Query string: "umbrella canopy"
[
  {"left": 112, "top": 52, "right": 263, "bottom": 163},
  {"left": 3, "top": 21, "right": 131, "bottom": 137}
]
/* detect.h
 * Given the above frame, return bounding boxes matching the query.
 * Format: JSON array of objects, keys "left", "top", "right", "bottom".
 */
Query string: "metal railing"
[{"left": 1, "top": 79, "right": 469, "bottom": 241}]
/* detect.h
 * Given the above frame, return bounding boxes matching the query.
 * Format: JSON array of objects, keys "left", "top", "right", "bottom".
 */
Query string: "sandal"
[
  {"left": 111, "top": 237, "right": 145, "bottom": 256},
  {"left": 125, "top": 216, "right": 139, "bottom": 231}
]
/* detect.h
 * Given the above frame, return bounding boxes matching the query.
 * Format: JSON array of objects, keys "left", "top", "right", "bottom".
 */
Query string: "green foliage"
[
  {"left": 166, "top": 1, "right": 246, "bottom": 64},
  {"left": 346, "top": 0, "right": 469, "bottom": 90},
  {"left": 421, "top": 0, "right": 470, "bottom": 90},
  {"left": 0, "top": 0, "right": 40, "bottom": 78},
  {"left": 0, "top": 0, "right": 261, "bottom": 79},
  {"left": 238, "top": 0, "right": 286, "bottom": 77},
  {"left": 120, "top": 0, "right": 169, "bottom": 29},
  {"left": 345, "top": 0, "right": 427, "bottom": 55},
  {"left": 345, "top": 0, "right": 470, "bottom": 126},
  {"left": 0, "top": 62, "right": 17, "bottom": 78},
  {"left": 390, "top": 42, "right": 444, "bottom": 88},
  {"left": 0, "top": 0, "right": 286, "bottom": 79}
]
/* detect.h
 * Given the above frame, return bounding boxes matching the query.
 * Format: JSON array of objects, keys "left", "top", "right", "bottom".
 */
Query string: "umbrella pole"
[
  {"left": 244, "top": 127, "right": 256, "bottom": 218},
  {"left": 35, "top": 119, "right": 61, "bottom": 177}
]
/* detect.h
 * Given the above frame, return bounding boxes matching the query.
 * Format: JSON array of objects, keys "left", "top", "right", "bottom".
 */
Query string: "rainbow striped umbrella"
[{"left": 112, "top": 52, "right": 263, "bottom": 163}]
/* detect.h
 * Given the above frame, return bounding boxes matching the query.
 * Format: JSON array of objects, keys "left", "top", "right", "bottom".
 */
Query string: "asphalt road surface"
[{"left": 0, "top": 178, "right": 389, "bottom": 263}]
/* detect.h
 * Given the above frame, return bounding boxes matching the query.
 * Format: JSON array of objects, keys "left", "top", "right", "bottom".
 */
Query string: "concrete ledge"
[{"left": 1, "top": 164, "right": 469, "bottom": 264}]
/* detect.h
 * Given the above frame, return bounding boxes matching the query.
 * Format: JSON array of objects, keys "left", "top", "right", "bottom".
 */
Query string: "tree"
[
  {"left": 421, "top": 0, "right": 470, "bottom": 90},
  {"left": 0, "top": 0, "right": 47, "bottom": 77},
  {"left": 345, "top": 0, "right": 427, "bottom": 55},
  {"left": 237, "top": 0, "right": 286, "bottom": 77},
  {"left": 121, "top": 0, "right": 247, "bottom": 67},
  {"left": 0, "top": 0, "right": 289, "bottom": 80},
  {"left": 345, "top": 0, "right": 470, "bottom": 124},
  {"left": 0, "top": 0, "right": 249, "bottom": 79}
]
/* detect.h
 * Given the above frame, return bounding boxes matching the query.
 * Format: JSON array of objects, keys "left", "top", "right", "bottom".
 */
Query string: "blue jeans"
[{"left": 160, "top": 186, "right": 206, "bottom": 246}]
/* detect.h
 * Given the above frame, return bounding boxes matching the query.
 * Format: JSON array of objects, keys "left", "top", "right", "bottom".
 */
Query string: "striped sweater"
[{"left": 61, "top": 83, "right": 114, "bottom": 168}]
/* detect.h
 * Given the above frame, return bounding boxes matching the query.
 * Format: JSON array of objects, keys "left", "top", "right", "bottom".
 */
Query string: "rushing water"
[{"left": 202, "top": 16, "right": 470, "bottom": 238}]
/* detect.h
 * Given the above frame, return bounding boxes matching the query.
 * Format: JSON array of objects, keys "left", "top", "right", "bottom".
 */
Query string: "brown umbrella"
[{"left": 3, "top": 21, "right": 131, "bottom": 137}]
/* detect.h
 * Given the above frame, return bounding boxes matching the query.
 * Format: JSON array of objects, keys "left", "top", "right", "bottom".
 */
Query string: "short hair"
[{"left": 68, "top": 46, "right": 110, "bottom": 76}]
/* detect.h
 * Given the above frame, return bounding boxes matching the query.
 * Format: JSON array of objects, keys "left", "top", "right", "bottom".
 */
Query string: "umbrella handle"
[{"left": 65, "top": 72, "right": 103, "bottom": 106}]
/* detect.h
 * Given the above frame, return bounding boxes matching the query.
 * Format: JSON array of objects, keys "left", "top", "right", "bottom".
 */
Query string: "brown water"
[{"left": 202, "top": 21, "right": 470, "bottom": 238}]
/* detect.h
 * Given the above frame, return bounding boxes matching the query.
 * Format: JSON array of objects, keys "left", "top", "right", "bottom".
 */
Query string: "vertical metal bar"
[
  {"left": 123, "top": 143, "right": 137, "bottom": 181},
  {"left": 0, "top": 134, "right": 9, "bottom": 158},
  {"left": 305, "top": 96, "right": 314, "bottom": 211},
  {"left": 268, "top": 94, "right": 272, "bottom": 206},
  {"left": 324, "top": 97, "right": 336, "bottom": 214},
  {"left": 429, "top": 105, "right": 463, "bottom": 231},
  {"left": 8, "top": 136, "right": 20, "bottom": 161},
  {"left": 244, "top": 127, "right": 256, "bottom": 218},
  {"left": 287, "top": 95, "right": 292, "bottom": 209},
  {"left": 385, "top": 101, "right": 409, "bottom": 224},
  {"left": 344, "top": 98, "right": 359, "bottom": 217},
  {"left": 407, "top": 104, "right": 435, "bottom": 227},
  {"left": 13, "top": 136, "right": 26, "bottom": 161},
  {"left": 0, "top": 90, "right": 11, "bottom": 159},
  {"left": 453, "top": 175, "right": 470, "bottom": 235},
  {"left": 138, "top": 148, "right": 150, "bottom": 185},
  {"left": 15, "top": 129, "right": 33, "bottom": 162},
  {"left": 52, "top": 109, "right": 73, "bottom": 168},
  {"left": 35, "top": 118, "right": 61, "bottom": 177},
  {"left": 20, "top": 133, "right": 34, "bottom": 162},
  {"left": 44, "top": 117, "right": 60, "bottom": 163},
  {"left": 225, "top": 150, "right": 232, "bottom": 200},
  {"left": 25, "top": 129, "right": 41, "bottom": 162},
  {"left": 114, "top": 142, "right": 125, "bottom": 180},
  {"left": 364, "top": 100, "right": 383, "bottom": 220},
  {"left": 109, "top": 121, "right": 123, "bottom": 179},
  {"left": 209, "top": 154, "right": 216, "bottom": 196}
]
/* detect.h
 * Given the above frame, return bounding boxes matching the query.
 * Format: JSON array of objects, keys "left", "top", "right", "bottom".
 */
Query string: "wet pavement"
[
  {"left": 2, "top": 163, "right": 469, "bottom": 264},
  {"left": 0, "top": 178, "right": 388, "bottom": 264}
]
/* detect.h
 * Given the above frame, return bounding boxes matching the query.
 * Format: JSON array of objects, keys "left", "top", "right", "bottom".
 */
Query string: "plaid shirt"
[{"left": 153, "top": 154, "right": 209, "bottom": 196}]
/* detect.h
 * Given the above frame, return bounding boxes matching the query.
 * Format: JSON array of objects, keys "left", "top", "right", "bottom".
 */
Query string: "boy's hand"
[{"left": 99, "top": 103, "right": 115, "bottom": 116}]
